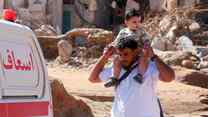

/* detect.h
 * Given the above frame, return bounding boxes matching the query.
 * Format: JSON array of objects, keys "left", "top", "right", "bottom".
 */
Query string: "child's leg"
[
  {"left": 112, "top": 56, "right": 121, "bottom": 79},
  {"left": 138, "top": 56, "right": 149, "bottom": 75},
  {"left": 134, "top": 58, "right": 148, "bottom": 84},
  {"left": 104, "top": 56, "right": 121, "bottom": 88}
]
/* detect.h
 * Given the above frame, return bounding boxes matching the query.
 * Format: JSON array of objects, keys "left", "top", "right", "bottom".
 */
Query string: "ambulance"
[{"left": 0, "top": 20, "right": 53, "bottom": 117}]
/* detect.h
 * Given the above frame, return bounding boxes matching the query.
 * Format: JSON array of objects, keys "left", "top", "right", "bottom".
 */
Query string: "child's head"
[{"left": 125, "top": 9, "right": 142, "bottom": 31}]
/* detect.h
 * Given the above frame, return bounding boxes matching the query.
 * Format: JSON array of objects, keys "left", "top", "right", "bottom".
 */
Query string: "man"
[
  {"left": 107, "top": 9, "right": 150, "bottom": 87},
  {"left": 88, "top": 36, "right": 175, "bottom": 117}
]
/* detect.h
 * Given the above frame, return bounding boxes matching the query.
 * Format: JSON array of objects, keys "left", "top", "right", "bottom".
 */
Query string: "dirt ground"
[{"left": 48, "top": 64, "right": 208, "bottom": 117}]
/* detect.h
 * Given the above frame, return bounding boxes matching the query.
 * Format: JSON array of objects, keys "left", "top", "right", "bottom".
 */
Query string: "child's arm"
[{"left": 112, "top": 56, "right": 122, "bottom": 79}]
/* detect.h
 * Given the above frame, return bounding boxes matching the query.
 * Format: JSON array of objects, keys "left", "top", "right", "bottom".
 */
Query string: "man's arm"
[
  {"left": 144, "top": 47, "right": 175, "bottom": 82},
  {"left": 153, "top": 56, "right": 175, "bottom": 82},
  {"left": 88, "top": 47, "right": 114, "bottom": 83}
]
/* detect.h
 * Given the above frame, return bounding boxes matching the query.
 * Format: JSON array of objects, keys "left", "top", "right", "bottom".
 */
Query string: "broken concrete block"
[
  {"left": 189, "top": 22, "right": 201, "bottom": 32},
  {"left": 57, "top": 40, "right": 73, "bottom": 63},
  {"left": 176, "top": 36, "right": 195, "bottom": 52}
]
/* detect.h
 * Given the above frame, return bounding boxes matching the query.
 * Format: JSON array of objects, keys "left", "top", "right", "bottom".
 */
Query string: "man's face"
[
  {"left": 116, "top": 48, "right": 138, "bottom": 67},
  {"left": 125, "top": 16, "right": 141, "bottom": 31}
]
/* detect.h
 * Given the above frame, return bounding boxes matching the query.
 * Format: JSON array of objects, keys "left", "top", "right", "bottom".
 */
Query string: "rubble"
[
  {"left": 144, "top": 4, "right": 208, "bottom": 47},
  {"left": 51, "top": 79, "right": 93, "bottom": 117},
  {"left": 57, "top": 40, "right": 73, "bottom": 63},
  {"left": 34, "top": 25, "right": 57, "bottom": 36},
  {"left": 176, "top": 35, "right": 195, "bottom": 51},
  {"left": 37, "top": 28, "right": 113, "bottom": 59},
  {"left": 143, "top": 3, "right": 208, "bottom": 70},
  {"left": 155, "top": 50, "right": 195, "bottom": 66},
  {"left": 204, "top": 55, "right": 208, "bottom": 61},
  {"left": 154, "top": 49, "right": 208, "bottom": 70},
  {"left": 181, "top": 59, "right": 197, "bottom": 69},
  {"left": 60, "top": 28, "right": 113, "bottom": 61},
  {"left": 189, "top": 22, "right": 201, "bottom": 32},
  {"left": 159, "top": 15, "right": 173, "bottom": 33},
  {"left": 29, "top": 2, "right": 208, "bottom": 70}
]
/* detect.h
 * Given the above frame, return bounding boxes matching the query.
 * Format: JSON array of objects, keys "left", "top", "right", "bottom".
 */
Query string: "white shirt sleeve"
[{"left": 99, "top": 67, "right": 113, "bottom": 82}]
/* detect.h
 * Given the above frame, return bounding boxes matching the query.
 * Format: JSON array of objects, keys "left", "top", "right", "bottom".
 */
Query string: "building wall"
[
  {"left": 51, "top": 0, "right": 63, "bottom": 34},
  {"left": 95, "top": 0, "right": 112, "bottom": 29},
  {"left": 0, "top": 0, "right": 4, "bottom": 16}
]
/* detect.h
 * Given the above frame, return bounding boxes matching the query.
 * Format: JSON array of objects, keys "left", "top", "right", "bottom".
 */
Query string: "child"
[{"left": 104, "top": 9, "right": 151, "bottom": 87}]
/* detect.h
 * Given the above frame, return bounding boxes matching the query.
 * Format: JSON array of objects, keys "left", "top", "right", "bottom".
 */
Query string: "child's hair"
[{"left": 125, "top": 9, "right": 143, "bottom": 22}]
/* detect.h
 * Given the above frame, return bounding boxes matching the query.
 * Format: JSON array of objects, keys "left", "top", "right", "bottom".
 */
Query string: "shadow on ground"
[
  {"left": 177, "top": 70, "right": 208, "bottom": 89},
  {"left": 76, "top": 94, "right": 114, "bottom": 102}
]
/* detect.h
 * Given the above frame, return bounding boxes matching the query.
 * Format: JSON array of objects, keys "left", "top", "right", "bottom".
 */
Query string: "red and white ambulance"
[{"left": 0, "top": 20, "right": 53, "bottom": 117}]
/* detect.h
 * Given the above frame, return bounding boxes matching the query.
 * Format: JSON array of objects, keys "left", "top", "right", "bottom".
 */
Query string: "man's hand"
[
  {"left": 142, "top": 42, "right": 175, "bottom": 82},
  {"left": 142, "top": 41, "right": 155, "bottom": 59},
  {"left": 143, "top": 44, "right": 175, "bottom": 82},
  {"left": 89, "top": 45, "right": 115, "bottom": 83}
]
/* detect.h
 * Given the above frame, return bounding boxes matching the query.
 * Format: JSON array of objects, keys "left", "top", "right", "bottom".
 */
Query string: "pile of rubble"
[
  {"left": 144, "top": 5, "right": 208, "bottom": 47},
  {"left": 33, "top": 3, "right": 208, "bottom": 70},
  {"left": 34, "top": 25, "right": 57, "bottom": 36},
  {"left": 56, "top": 28, "right": 113, "bottom": 66},
  {"left": 36, "top": 27, "right": 113, "bottom": 64},
  {"left": 142, "top": 4, "right": 208, "bottom": 70}
]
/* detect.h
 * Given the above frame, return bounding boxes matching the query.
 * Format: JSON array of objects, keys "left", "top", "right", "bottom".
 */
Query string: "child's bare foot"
[{"left": 104, "top": 77, "right": 119, "bottom": 88}]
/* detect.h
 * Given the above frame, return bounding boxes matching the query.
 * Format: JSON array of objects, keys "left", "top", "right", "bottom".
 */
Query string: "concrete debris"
[
  {"left": 36, "top": 28, "right": 113, "bottom": 59},
  {"left": 57, "top": 40, "right": 73, "bottom": 63},
  {"left": 159, "top": 15, "right": 173, "bottom": 33},
  {"left": 34, "top": 25, "right": 57, "bottom": 36},
  {"left": 144, "top": 4, "right": 208, "bottom": 47},
  {"left": 176, "top": 35, "right": 195, "bottom": 52},
  {"left": 155, "top": 48, "right": 208, "bottom": 70},
  {"left": 189, "top": 22, "right": 201, "bottom": 32},
  {"left": 11, "top": 1, "right": 206, "bottom": 71},
  {"left": 181, "top": 59, "right": 197, "bottom": 69},
  {"left": 151, "top": 36, "right": 176, "bottom": 51}
]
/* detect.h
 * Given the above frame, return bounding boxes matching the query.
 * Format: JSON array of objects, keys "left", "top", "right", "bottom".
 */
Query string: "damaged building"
[
  {"left": 0, "top": 0, "right": 206, "bottom": 34},
  {"left": 0, "top": 0, "right": 112, "bottom": 34}
]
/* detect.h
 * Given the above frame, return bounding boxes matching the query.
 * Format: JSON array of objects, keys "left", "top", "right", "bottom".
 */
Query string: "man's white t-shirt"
[{"left": 99, "top": 61, "right": 161, "bottom": 117}]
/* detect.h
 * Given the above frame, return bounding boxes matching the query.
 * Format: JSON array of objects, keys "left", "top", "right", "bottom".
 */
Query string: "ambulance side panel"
[{"left": 0, "top": 20, "right": 53, "bottom": 117}]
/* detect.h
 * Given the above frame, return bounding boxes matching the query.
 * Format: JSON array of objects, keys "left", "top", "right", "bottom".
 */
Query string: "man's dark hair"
[
  {"left": 125, "top": 9, "right": 143, "bottom": 22},
  {"left": 114, "top": 36, "right": 138, "bottom": 50}
]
